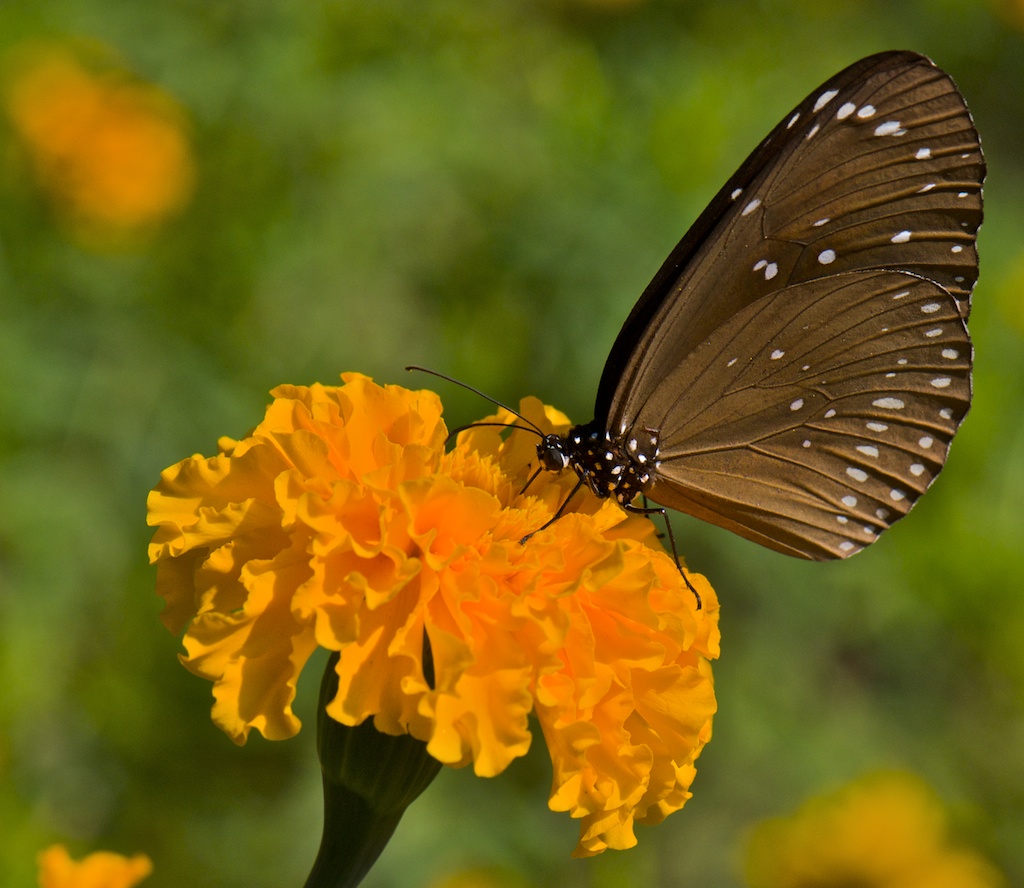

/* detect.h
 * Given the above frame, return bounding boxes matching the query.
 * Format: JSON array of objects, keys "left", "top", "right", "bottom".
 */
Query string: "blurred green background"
[{"left": 2, "top": 1, "right": 1023, "bottom": 886}]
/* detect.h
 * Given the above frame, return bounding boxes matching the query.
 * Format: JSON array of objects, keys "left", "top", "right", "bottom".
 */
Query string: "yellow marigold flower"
[
  {"left": 37, "top": 845, "right": 152, "bottom": 888},
  {"left": 2, "top": 42, "right": 194, "bottom": 240},
  {"left": 147, "top": 373, "right": 719, "bottom": 856},
  {"left": 744, "top": 771, "right": 1007, "bottom": 888}
]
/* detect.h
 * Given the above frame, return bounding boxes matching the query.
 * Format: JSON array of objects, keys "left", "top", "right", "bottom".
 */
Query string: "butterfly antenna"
[
  {"left": 405, "top": 365, "right": 545, "bottom": 435},
  {"left": 445, "top": 421, "right": 544, "bottom": 446}
]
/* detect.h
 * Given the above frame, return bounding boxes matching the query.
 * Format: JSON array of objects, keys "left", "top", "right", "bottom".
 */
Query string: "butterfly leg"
[
  {"left": 520, "top": 478, "right": 586, "bottom": 544},
  {"left": 641, "top": 494, "right": 667, "bottom": 541},
  {"left": 623, "top": 502, "right": 702, "bottom": 610},
  {"left": 518, "top": 465, "right": 544, "bottom": 497}
]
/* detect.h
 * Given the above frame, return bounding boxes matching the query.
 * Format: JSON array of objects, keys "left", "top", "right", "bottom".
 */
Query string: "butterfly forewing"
[
  {"left": 601, "top": 51, "right": 983, "bottom": 440},
  {"left": 645, "top": 270, "right": 971, "bottom": 559},
  {"left": 767, "top": 63, "right": 983, "bottom": 312}
]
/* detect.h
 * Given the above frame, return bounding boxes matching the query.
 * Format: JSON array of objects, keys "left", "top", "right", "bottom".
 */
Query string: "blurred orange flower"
[
  {"left": 2, "top": 42, "right": 194, "bottom": 240},
  {"left": 990, "top": 0, "right": 1024, "bottom": 32},
  {"left": 147, "top": 373, "right": 719, "bottom": 856},
  {"left": 744, "top": 771, "right": 1007, "bottom": 888},
  {"left": 37, "top": 846, "right": 151, "bottom": 888}
]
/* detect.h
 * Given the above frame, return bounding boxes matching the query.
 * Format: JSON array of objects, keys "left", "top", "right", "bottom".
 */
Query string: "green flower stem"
[{"left": 304, "top": 652, "right": 442, "bottom": 888}]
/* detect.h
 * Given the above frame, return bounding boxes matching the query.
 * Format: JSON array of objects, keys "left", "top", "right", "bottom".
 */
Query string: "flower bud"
[{"left": 305, "top": 652, "right": 442, "bottom": 888}]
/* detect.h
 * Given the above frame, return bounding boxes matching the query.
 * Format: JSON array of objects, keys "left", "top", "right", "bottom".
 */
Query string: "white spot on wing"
[
  {"left": 742, "top": 198, "right": 761, "bottom": 216},
  {"left": 919, "top": 436, "right": 933, "bottom": 448},
  {"left": 841, "top": 495, "right": 858, "bottom": 507},
  {"left": 818, "top": 249, "right": 836, "bottom": 264},
  {"left": 836, "top": 101, "right": 856, "bottom": 119},
  {"left": 874, "top": 120, "right": 905, "bottom": 136},
  {"left": 764, "top": 262, "right": 778, "bottom": 280},
  {"left": 866, "top": 422, "right": 888, "bottom": 432},
  {"left": 856, "top": 445, "right": 879, "bottom": 458},
  {"left": 770, "top": 349, "right": 785, "bottom": 360},
  {"left": 839, "top": 541, "right": 856, "bottom": 552},
  {"left": 915, "top": 147, "right": 932, "bottom": 159},
  {"left": 910, "top": 463, "right": 925, "bottom": 476},
  {"left": 856, "top": 104, "right": 876, "bottom": 118},
  {"left": 942, "top": 348, "right": 959, "bottom": 359},
  {"left": 921, "top": 302, "right": 941, "bottom": 313},
  {"left": 930, "top": 377, "right": 952, "bottom": 388},
  {"left": 891, "top": 230, "right": 912, "bottom": 243},
  {"left": 890, "top": 488, "right": 906, "bottom": 502},
  {"left": 847, "top": 467, "right": 868, "bottom": 482},
  {"left": 824, "top": 409, "right": 837, "bottom": 419},
  {"left": 873, "top": 397, "right": 905, "bottom": 410},
  {"left": 786, "top": 112, "right": 800, "bottom": 129},
  {"left": 813, "top": 217, "right": 830, "bottom": 227},
  {"left": 790, "top": 398, "right": 804, "bottom": 411},
  {"left": 731, "top": 187, "right": 742, "bottom": 200},
  {"left": 814, "top": 89, "right": 839, "bottom": 112},
  {"left": 918, "top": 182, "right": 936, "bottom": 193},
  {"left": 805, "top": 123, "right": 820, "bottom": 140}
]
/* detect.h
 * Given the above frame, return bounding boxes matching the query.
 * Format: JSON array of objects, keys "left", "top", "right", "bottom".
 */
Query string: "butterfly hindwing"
[{"left": 645, "top": 270, "right": 971, "bottom": 559}]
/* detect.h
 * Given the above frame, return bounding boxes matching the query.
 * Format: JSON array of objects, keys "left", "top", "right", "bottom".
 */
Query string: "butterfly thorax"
[{"left": 537, "top": 420, "right": 660, "bottom": 506}]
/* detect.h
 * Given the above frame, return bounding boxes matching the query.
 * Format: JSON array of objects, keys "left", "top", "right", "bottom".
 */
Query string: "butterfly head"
[{"left": 537, "top": 434, "right": 571, "bottom": 472}]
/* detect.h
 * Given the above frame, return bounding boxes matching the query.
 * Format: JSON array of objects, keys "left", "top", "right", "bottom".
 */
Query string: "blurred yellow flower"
[
  {"left": 37, "top": 846, "right": 151, "bottom": 888},
  {"left": 427, "top": 866, "right": 532, "bottom": 888},
  {"left": 744, "top": 771, "right": 1007, "bottom": 888},
  {"left": 2, "top": 42, "right": 194, "bottom": 240},
  {"left": 147, "top": 373, "right": 719, "bottom": 856}
]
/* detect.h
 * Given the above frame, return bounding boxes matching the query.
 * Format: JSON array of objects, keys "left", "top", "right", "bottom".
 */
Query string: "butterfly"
[{"left": 415, "top": 50, "right": 984, "bottom": 591}]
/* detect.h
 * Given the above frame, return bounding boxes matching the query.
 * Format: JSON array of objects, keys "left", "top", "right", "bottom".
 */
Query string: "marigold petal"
[
  {"left": 147, "top": 443, "right": 285, "bottom": 559},
  {"left": 182, "top": 538, "right": 318, "bottom": 743},
  {"left": 426, "top": 665, "right": 536, "bottom": 775},
  {"left": 522, "top": 516, "right": 718, "bottom": 856}
]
